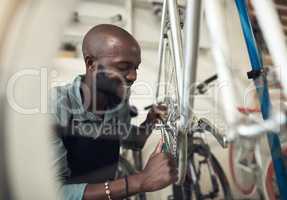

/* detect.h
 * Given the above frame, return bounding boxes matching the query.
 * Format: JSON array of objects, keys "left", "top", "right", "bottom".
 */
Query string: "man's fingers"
[
  {"left": 152, "top": 104, "right": 167, "bottom": 112},
  {"left": 152, "top": 107, "right": 168, "bottom": 121},
  {"left": 171, "top": 174, "right": 179, "bottom": 183},
  {"left": 156, "top": 104, "right": 168, "bottom": 110},
  {"left": 152, "top": 137, "right": 164, "bottom": 155},
  {"left": 156, "top": 111, "right": 167, "bottom": 117},
  {"left": 153, "top": 106, "right": 167, "bottom": 113},
  {"left": 146, "top": 104, "right": 168, "bottom": 124},
  {"left": 170, "top": 168, "right": 178, "bottom": 177},
  {"left": 168, "top": 157, "right": 177, "bottom": 168}
]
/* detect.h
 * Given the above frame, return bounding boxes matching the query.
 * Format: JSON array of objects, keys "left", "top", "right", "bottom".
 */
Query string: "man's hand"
[
  {"left": 122, "top": 104, "right": 167, "bottom": 150},
  {"left": 84, "top": 138, "right": 177, "bottom": 200},
  {"left": 137, "top": 138, "right": 178, "bottom": 192},
  {"left": 145, "top": 104, "right": 168, "bottom": 126}
]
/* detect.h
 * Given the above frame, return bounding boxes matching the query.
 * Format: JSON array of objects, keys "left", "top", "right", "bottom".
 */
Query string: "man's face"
[{"left": 90, "top": 41, "right": 141, "bottom": 100}]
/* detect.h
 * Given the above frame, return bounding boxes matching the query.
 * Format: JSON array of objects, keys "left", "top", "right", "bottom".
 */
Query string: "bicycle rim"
[
  {"left": 229, "top": 143, "right": 256, "bottom": 195},
  {"left": 156, "top": 43, "right": 187, "bottom": 185},
  {"left": 263, "top": 146, "right": 287, "bottom": 200}
]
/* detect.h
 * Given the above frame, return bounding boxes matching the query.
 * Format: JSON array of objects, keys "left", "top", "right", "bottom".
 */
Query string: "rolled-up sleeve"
[
  {"left": 59, "top": 184, "right": 87, "bottom": 200},
  {"left": 51, "top": 125, "right": 89, "bottom": 200},
  {"left": 49, "top": 82, "right": 94, "bottom": 200}
]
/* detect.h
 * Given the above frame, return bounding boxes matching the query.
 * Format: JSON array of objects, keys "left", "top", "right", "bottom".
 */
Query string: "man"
[{"left": 50, "top": 24, "right": 178, "bottom": 200}]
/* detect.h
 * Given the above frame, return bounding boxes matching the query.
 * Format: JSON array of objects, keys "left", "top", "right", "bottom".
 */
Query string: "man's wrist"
[
  {"left": 128, "top": 172, "right": 145, "bottom": 194},
  {"left": 141, "top": 119, "right": 154, "bottom": 132}
]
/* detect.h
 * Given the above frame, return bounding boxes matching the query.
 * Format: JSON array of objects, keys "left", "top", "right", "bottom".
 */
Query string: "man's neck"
[{"left": 81, "top": 76, "right": 108, "bottom": 113}]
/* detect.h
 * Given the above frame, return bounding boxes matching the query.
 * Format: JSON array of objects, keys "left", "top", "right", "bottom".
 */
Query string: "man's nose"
[{"left": 126, "top": 69, "right": 137, "bottom": 83}]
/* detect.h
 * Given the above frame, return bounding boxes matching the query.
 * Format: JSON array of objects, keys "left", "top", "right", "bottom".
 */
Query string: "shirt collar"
[{"left": 67, "top": 74, "right": 129, "bottom": 122}]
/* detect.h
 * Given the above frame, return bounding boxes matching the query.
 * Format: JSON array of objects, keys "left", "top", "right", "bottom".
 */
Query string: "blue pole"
[{"left": 234, "top": 0, "right": 287, "bottom": 199}]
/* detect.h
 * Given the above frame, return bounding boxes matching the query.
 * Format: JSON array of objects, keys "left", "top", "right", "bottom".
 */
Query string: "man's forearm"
[
  {"left": 121, "top": 120, "right": 154, "bottom": 150},
  {"left": 83, "top": 173, "right": 142, "bottom": 200},
  {"left": 137, "top": 119, "right": 154, "bottom": 143}
]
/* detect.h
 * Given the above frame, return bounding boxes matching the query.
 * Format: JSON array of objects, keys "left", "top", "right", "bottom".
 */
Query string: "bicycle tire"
[
  {"left": 173, "top": 144, "right": 233, "bottom": 200},
  {"left": 263, "top": 145, "right": 287, "bottom": 200},
  {"left": 207, "top": 150, "right": 233, "bottom": 199}
]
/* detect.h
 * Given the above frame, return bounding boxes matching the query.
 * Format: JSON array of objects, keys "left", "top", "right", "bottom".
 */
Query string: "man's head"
[{"left": 82, "top": 24, "right": 141, "bottom": 100}]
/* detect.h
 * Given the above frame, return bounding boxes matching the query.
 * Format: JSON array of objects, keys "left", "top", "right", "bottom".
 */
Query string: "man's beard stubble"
[{"left": 94, "top": 64, "right": 130, "bottom": 110}]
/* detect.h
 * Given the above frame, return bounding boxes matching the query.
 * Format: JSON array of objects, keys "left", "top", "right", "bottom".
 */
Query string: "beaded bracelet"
[{"left": 104, "top": 182, "right": 112, "bottom": 200}]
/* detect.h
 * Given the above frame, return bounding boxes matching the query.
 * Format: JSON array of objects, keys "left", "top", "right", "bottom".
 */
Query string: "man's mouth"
[
  {"left": 124, "top": 82, "right": 133, "bottom": 89},
  {"left": 124, "top": 85, "right": 131, "bottom": 89}
]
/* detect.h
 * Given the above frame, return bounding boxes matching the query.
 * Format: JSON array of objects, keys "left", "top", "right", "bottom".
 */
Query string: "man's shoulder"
[
  {"left": 49, "top": 84, "right": 73, "bottom": 125},
  {"left": 50, "top": 84, "right": 72, "bottom": 108}
]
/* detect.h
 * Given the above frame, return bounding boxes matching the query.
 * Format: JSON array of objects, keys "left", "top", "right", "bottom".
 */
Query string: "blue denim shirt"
[{"left": 50, "top": 75, "right": 132, "bottom": 200}]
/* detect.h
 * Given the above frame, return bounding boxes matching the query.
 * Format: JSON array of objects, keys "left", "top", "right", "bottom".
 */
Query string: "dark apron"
[{"left": 62, "top": 118, "right": 120, "bottom": 184}]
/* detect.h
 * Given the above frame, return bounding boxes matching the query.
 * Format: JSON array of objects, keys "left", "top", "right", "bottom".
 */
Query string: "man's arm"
[
  {"left": 83, "top": 174, "right": 140, "bottom": 200},
  {"left": 53, "top": 114, "right": 176, "bottom": 200},
  {"left": 52, "top": 133, "right": 143, "bottom": 200},
  {"left": 121, "top": 120, "right": 153, "bottom": 150},
  {"left": 121, "top": 104, "right": 167, "bottom": 150},
  {"left": 83, "top": 139, "right": 177, "bottom": 200}
]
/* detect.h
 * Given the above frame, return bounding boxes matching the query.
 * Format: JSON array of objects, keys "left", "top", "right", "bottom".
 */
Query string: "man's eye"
[
  {"left": 117, "top": 65, "right": 129, "bottom": 71},
  {"left": 119, "top": 66, "right": 128, "bottom": 70}
]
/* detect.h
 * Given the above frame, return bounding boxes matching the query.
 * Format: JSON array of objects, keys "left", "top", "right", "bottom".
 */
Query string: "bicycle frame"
[
  {"left": 204, "top": 0, "right": 239, "bottom": 131},
  {"left": 155, "top": 0, "right": 239, "bottom": 185},
  {"left": 156, "top": 0, "right": 287, "bottom": 196},
  {"left": 251, "top": 0, "right": 287, "bottom": 97},
  {"left": 237, "top": 112, "right": 286, "bottom": 138},
  {"left": 195, "top": 0, "right": 287, "bottom": 198},
  {"left": 181, "top": 0, "right": 201, "bottom": 128},
  {"left": 234, "top": 1, "right": 287, "bottom": 198}
]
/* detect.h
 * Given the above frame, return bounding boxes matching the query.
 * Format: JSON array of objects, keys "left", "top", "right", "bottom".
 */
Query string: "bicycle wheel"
[
  {"left": 0, "top": 0, "right": 77, "bottom": 199},
  {"left": 263, "top": 145, "right": 287, "bottom": 200},
  {"left": 229, "top": 142, "right": 256, "bottom": 196},
  {"left": 155, "top": 0, "right": 189, "bottom": 185},
  {"left": 158, "top": 34, "right": 186, "bottom": 183},
  {"left": 173, "top": 143, "right": 233, "bottom": 200}
]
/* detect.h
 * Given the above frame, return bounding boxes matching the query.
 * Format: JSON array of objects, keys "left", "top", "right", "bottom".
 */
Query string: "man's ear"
[{"left": 85, "top": 55, "right": 96, "bottom": 71}]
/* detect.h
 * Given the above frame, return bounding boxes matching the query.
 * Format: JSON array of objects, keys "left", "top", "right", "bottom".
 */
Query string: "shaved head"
[
  {"left": 81, "top": 24, "right": 141, "bottom": 107},
  {"left": 82, "top": 24, "right": 140, "bottom": 60}
]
